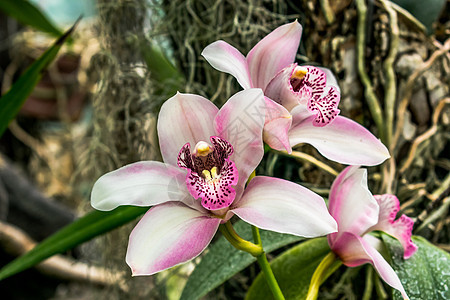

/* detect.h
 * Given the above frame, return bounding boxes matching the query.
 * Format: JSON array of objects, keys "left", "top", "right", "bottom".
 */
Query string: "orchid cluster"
[{"left": 91, "top": 20, "right": 417, "bottom": 299}]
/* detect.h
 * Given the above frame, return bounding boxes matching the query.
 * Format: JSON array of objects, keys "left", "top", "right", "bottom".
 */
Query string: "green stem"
[
  {"left": 362, "top": 266, "right": 374, "bottom": 300},
  {"left": 306, "top": 252, "right": 338, "bottom": 300},
  {"left": 256, "top": 252, "right": 285, "bottom": 300},
  {"left": 252, "top": 225, "right": 262, "bottom": 246},
  {"left": 374, "top": 269, "right": 389, "bottom": 299},
  {"left": 252, "top": 226, "right": 285, "bottom": 300}
]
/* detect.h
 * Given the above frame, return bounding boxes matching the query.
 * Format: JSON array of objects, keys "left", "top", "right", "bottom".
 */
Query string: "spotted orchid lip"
[
  {"left": 177, "top": 136, "right": 239, "bottom": 211},
  {"left": 301, "top": 66, "right": 341, "bottom": 127}
]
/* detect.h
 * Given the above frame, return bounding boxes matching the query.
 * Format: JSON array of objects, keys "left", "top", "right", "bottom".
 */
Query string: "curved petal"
[
  {"left": 328, "top": 167, "right": 379, "bottom": 241},
  {"left": 265, "top": 63, "right": 305, "bottom": 111},
  {"left": 91, "top": 161, "right": 189, "bottom": 211},
  {"left": 214, "top": 89, "right": 265, "bottom": 189},
  {"left": 330, "top": 232, "right": 408, "bottom": 299},
  {"left": 263, "top": 97, "right": 292, "bottom": 152},
  {"left": 126, "top": 202, "right": 221, "bottom": 276},
  {"left": 158, "top": 92, "right": 219, "bottom": 166},
  {"left": 201, "top": 40, "right": 252, "bottom": 89},
  {"left": 247, "top": 21, "right": 302, "bottom": 90},
  {"left": 368, "top": 194, "right": 417, "bottom": 259},
  {"left": 289, "top": 115, "right": 390, "bottom": 166},
  {"left": 231, "top": 176, "right": 337, "bottom": 237},
  {"left": 290, "top": 103, "right": 314, "bottom": 126}
]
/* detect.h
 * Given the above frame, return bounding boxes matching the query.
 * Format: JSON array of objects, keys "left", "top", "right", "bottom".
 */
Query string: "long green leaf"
[
  {"left": 382, "top": 234, "right": 450, "bottom": 300},
  {"left": 0, "top": 20, "right": 77, "bottom": 137},
  {"left": 0, "top": 0, "right": 62, "bottom": 36},
  {"left": 246, "top": 237, "right": 340, "bottom": 300},
  {"left": 140, "top": 42, "right": 184, "bottom": 99},
  {"left": 392, "top": 0, "right": 446, "bottom": 33},
  {"left": 0, "top": 206, "right": 148, "bottom": 281},
  {"left": 180, "top": 221, "right": 303, "bottom": 300}
]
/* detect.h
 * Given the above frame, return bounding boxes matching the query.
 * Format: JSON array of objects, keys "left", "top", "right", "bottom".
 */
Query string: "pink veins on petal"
[{"left": 177, "top": 136, "right": 239, "bottom": 210}]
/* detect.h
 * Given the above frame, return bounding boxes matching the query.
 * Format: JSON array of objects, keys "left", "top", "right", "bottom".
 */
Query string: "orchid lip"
[
  {"left": 297, "top": 66, "right": 340, "bottom": 127},
  {"left": 177, "top": 136, "right": 239, "bottom": 211}
]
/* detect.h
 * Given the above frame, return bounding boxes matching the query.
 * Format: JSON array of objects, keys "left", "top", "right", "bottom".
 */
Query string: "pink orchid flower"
[
  {"left": 90, "top": 89, "right": 337, "bottom": 276},
  {"left": 202, "top": 21, "right": 390, "bottom": 166},
  {"left": 328, "top": 166, "right": 417, "bottom": 299}
]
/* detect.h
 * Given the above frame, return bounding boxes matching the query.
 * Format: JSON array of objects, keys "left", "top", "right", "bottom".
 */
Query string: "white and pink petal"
[
  {"left": 91, "top": 161, "right": 189, "bottom": 211},
  {"left": 262, "top": 97, "right": 293, "bottom": 152},
  {"left": 328, "top": 166, "right": 379, "bottom": 240},
  {"left": 231, "top": 176, "right": 337, "bottom": 237},
  {"left": 247, "top": 21, "right": 303, "bottom": 90},
  {"left": 214, "top": 89, "right": 266, "bottom": 189},
  {"left": 289, "top": 115, "right": 390, "bottom": 166},
  {"left": 126, "top": 202, "right": 221, "bottom": 276},
  {"left": 201, "top": 41, "right": 253, "bottom": 89},
  {"left": 290, "top": 103, "right": 314, "bottom": 126},
  {"left": 329, "top": 232, "right": 409, "bottom": 299},
  {"left": 158, "top": 92, "right": 219, "bottom": 166}
]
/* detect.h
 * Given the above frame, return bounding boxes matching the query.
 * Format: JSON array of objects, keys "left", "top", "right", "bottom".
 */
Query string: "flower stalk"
[
  {"left": 220, "top": 221, "right": 285, "bottom": 300},
  {"left": 306, "top": 251, "right": 338, "bottom": 300},
  {"left": 252, "top": 225, "right": 286, "bottom": 300},
  {"left": 219, "top": 222, "right": 263, "bottom": 257}
]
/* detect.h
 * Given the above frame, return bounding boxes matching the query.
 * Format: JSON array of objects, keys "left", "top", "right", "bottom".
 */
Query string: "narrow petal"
[
  {"left": 158, "top": 92, "right": 218, "bottom": 166},
  {"left": 91, "top": 161, "right": 189, "bottom": 211},
  {"left": 214, "top": 89, "right": 265, "bottom": 189},
  {"left": 330, "top": 232, "right": 408, "bottom": 299},
  {"left": 201, "top": 40, "right": 252, "bottom": 89},
  {"left": 247, "top": 21, "right": 302, "bottom": 90},
  {"left": 328, "top": 167, "right": 379, "bottom": 240},
  {"left": 126, "top": 202, "right": 221, "bottom": 276},
  {"left": 368, "top": 194, "right": 418, "bottom": 259},
  {"left": 289, "top": 115, "right": 390, "bottom": 166},
  {"left": 231, "top": 176, "right": 337, "bottom": 237},
  {"left": 263, "top": 97, "right": 292, "bottom": 152}
]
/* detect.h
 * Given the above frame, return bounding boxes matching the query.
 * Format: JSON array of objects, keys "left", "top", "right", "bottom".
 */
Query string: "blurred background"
[{"left": 0, "top": 0, "right": 448, "bottom": 299}]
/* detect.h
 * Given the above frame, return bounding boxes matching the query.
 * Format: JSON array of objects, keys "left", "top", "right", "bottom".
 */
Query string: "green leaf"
[
  {"left": 0, "top": 206, "right": 148, "bottom": 281},
  {"left": 246, "top": 237, "right": 341, "bottom": 300},
  {"left": 392, "top": 0, "right": 446, "bottom": 33},
  {"left": 140, "top": 42, "right": 184, "bottom": 98},
  {"left": 0, "top": 0, "right": 63, "bottom": 37},
  {"left": 382, "top": 234, "right": 450, "bottom": 300},
  {"left": 0, "top": 20, "right": 77, "bottom": 137},
  {"left": 180, "top": 221, "right": 303, "bottom": 300}
]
